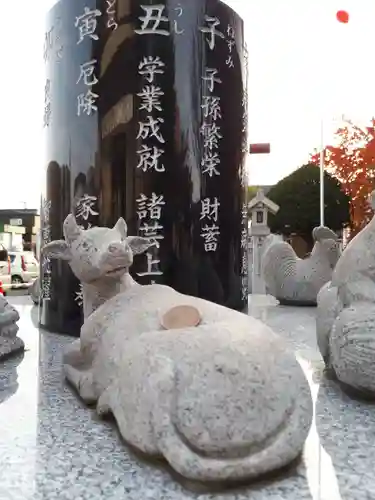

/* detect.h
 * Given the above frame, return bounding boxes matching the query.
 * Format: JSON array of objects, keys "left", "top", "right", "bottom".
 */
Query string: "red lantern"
[{"left": 336, "top": 10, "right": 349, "bottom": 23}]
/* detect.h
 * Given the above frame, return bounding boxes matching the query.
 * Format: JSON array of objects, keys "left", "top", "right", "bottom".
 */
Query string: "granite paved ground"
[{"left": 0, "top": 296, "right": 374, "bottom": 499}]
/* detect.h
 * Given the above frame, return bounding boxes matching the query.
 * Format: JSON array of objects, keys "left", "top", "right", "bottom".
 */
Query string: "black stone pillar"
[{"left": 40, "top": 0, "right": 248, "bottom": 336}]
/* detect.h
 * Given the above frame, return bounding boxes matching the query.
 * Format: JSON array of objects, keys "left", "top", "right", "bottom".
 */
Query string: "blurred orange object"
[{"left": 0, "top": 281, "right": 4, "bottom": 296}]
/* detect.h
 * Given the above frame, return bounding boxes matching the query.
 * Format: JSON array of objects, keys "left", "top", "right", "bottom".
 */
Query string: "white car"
[
  {"left": 8, "top": 251, "right": 39, "bottom": 286},
  {"left": 0, "top": 245, "right": 11, "bottom": 291}
]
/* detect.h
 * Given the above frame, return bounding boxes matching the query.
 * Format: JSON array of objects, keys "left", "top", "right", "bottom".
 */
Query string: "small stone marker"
[{"left": 161, "top": 305, "right": 202, "bottom": 330}]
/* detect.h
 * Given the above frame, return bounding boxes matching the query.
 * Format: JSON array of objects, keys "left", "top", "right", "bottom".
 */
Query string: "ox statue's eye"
[{"left": 82, "top": 241, "right": 89, "bottom": 249}]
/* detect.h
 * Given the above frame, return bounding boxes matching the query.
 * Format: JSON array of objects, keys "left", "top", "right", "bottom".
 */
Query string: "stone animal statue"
[
  {"left": 262, "top": 226, "right": 340, "bottom": 305},
  {"left": 248, "top": 233, "right": 282, "bottom": 293},
  {"left": 0, "top": 294, "right": 24, "bottom": 360},
  {"left": 316, "top": 191, "right": 375, "bottom": 397},
  {"left": 42, "top": 214, "right": 312, "bottom": 485}
]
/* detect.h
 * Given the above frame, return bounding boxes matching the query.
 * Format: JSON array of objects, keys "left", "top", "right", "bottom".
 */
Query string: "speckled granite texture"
[
  {"left": 44, "top": 215, "right": 312, "bottom": 483},
  {"left": 1, "top": 297, "right": 375, "bottom": 499}
]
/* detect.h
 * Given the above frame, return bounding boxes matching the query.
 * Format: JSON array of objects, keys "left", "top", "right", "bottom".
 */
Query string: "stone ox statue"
[
  {"left": 42, "top": 214, "right": 312, "bottom": 485},
  {"left": 316, "top": 192, "right": 375, "bottom": 398},
  {"left": 262, "top": 226, "right": 340, "bottom": 305}
]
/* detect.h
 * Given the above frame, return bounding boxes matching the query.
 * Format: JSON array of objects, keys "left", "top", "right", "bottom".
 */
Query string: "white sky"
[{"left": 0, "top": 0, "right": 373, "bottom": 209}]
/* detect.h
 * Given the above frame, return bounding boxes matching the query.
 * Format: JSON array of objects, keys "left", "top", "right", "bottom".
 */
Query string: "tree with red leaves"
[{"left": 311, "top": 118, "right": 375, "bottom": 235}]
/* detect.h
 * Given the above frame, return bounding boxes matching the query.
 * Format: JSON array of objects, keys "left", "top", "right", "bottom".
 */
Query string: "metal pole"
[{"left": 319, "top": 118, "right": 324, "bottom": 227}]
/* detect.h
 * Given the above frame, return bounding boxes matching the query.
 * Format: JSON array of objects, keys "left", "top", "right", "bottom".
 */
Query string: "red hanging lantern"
[{"left": 336, "top": 10, "right": 349, "bottom": 23}]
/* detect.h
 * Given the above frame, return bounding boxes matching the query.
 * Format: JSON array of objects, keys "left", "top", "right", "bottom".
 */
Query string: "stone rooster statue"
[{"left": 262, "top": 226, "right": 340, "bottom": 305}]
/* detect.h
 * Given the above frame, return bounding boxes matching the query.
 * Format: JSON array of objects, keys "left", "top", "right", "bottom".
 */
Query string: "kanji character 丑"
[{"left": 134, "top": 5, "right": 170, "bottom": 36}]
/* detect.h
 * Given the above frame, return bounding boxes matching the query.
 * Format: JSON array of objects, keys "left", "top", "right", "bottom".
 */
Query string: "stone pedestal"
[{"left": 40, "top": 0, "right": 249, "bottom": 335}]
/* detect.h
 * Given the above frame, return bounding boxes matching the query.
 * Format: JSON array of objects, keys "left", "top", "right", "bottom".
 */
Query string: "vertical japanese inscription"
[
  {"left": 41, "top": 199, "right": 52, "bottom": 300},
  {"left": 226, "top": 25, "right": 236, "bottom": 68},
  {"left": 134, "top": 5, "right": 182, "bottom": 281},
  {"left": 242, "top": 42, "right": 249, "bottom": 156},
  {"left": 199, "top": 15, "right": 226, "bottom": 253},
  {"left": 136, "top": 193, "right": 165, "bottom": 279},
  {"left": 75, "top": 7, "right": 101, "bottom": 116},
  {"left": 106, "top": 0, "right": 118, "bottom": 31},
  {"left": 74, "top": 194, "right": 99, "bottom": 307},
  {"left": 44, "top": 79, "right": 52, "bottom": 127},
  {"left": 44, "top": 18, "right": 63, "bottom": 63},
  {"left": 241, "top": 203, "right": 248, "bottom": 300},
  {"left": 73, "top": 7, "right": 102, "bottom": 305}
]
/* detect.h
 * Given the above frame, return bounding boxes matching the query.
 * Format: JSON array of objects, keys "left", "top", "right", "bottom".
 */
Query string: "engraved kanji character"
[
  {"left": 199, "top": 16, "right": 224, "bottom": 50},
  {"left": 201, "top": 151, "right": 220, "bottom": 177},
  {"left": 137, "top": 85, "right": 164, "bottom": 112},
  {"left": 139, "top": 221, "right": 164, "bottom": 247},
  {"left": 136, "top": 193, "right": 148, "bottom": 220},
  {"left": 76, "top": 194, "right": 99, "bottom": 220},
  {"left": 138, "top": 56, "right": 165, "bottom": 83},
  {"left": 200, "top": 122, "right": 222, "bottom": 150},
  {"left": 137, "top": 116, "right": 165, "bottom": 143},
  {"left": 241, "top": 228, "right": 248, "bottom": 248},
  {"left": 201, "top": 224, "right": 220, "bottom": 252},
  {"left": 200, "top": 197, "right": 220, "bottom": 222},
  {"left": 75, "top": 7, "right": 102, "bottom": 44},
  {"left": 201, "top": 68, "right": 222, "bottom": 93},
  {"left": 41, "top": 276, "right": 52, "bottom": 300},
  {"left": 134, "top": 5, "right": 170, "bottom": 36},
  {"left": 136, "top": 145, "right": 165, "bottom": 172},
  {"left": 77, "top": 89, "right": 99, "bottom": 116},
  {"left": 137, "top": 253, "right": 163, "bottom": 277},
  {"left": 201, "top": 96, "right": 221, "bottom": 120},
  {"left": 148, "top": 193, "right": 165, "bottom": 219},
  {"left": 76, "top": 59, "right": 98, "bottom": 86}
]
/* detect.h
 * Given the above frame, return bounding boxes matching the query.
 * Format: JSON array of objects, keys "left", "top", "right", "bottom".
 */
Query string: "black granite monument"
[{"left": 41, "top": 0, "right": 248, "bottom": 335}]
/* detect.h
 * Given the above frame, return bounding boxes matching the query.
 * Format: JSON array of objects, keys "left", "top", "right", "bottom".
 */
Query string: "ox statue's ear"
[
  {"left": 126, "top": 236, "right": 155, "bottom": 255},
  {"left": 63, "top": 214, "right": 82, "bottom": 243},
  {"left": 113, "top": 218, "right": 128, "bottom": 238},
  {"left": 41, "top": 240, "right": 72, "bottom": 261}
]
